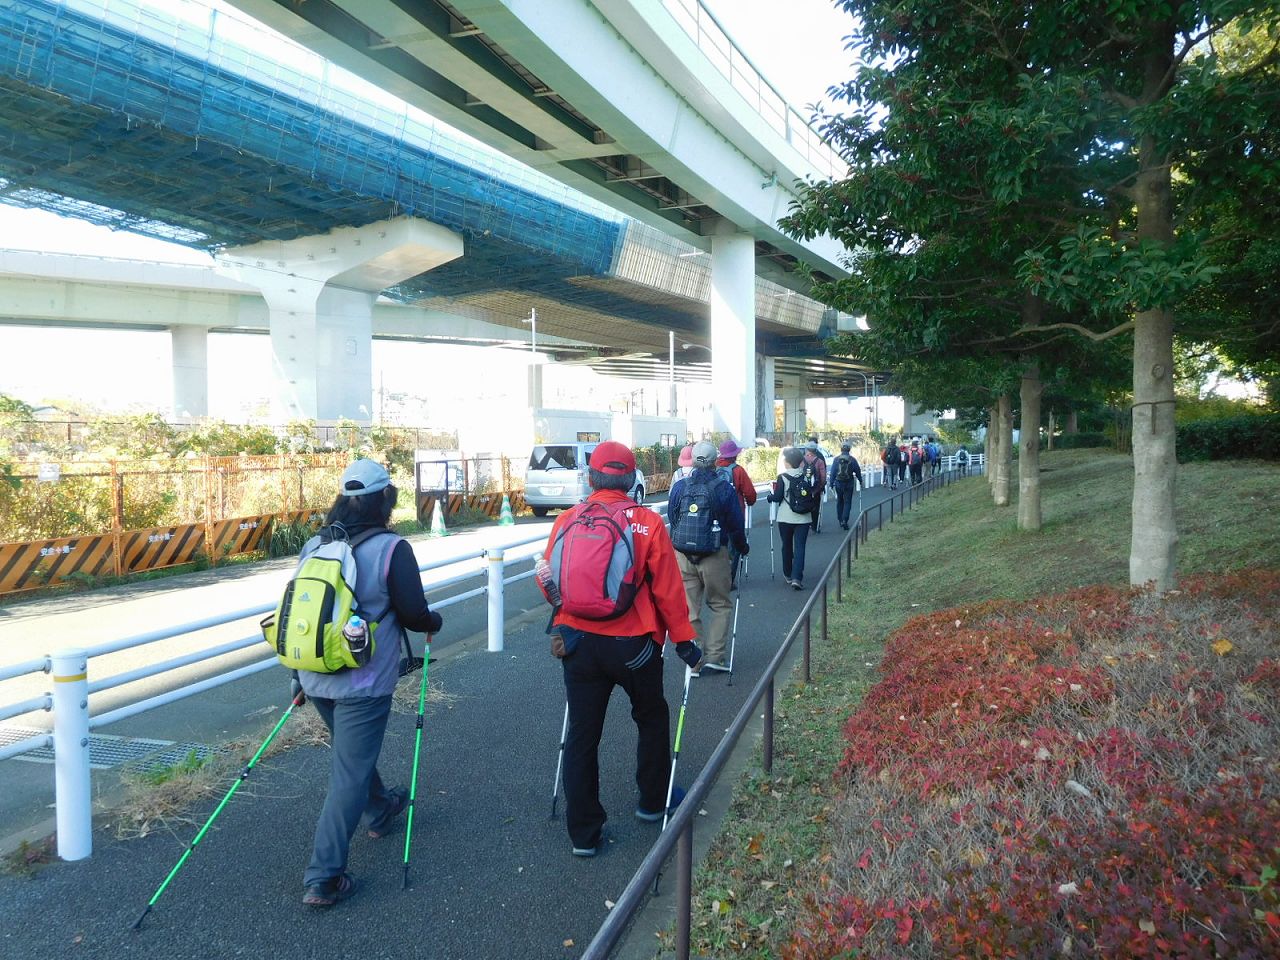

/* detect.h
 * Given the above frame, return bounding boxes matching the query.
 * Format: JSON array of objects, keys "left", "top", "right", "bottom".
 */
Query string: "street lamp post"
[
  {"left": 854, "top": 372, "right": 880, "bottom": 433},
  {"left": 668, "top": 330, "right": 676, "bottom": 418},
  {"left": 522, "top": 307, "right": 537, "bottom": 354}
]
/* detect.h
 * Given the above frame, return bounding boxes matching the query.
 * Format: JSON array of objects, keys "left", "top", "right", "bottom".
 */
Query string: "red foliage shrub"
[{"left": 785, "top": 572, "right": 1280, "bottom": 959}]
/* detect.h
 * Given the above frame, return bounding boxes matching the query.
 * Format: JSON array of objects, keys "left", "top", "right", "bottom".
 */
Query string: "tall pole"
[
  {"left": 873, "top": 377, "right": 880, "bottom": 433},
  {"left": 668, "top": 330, "right": 677, "bottom": 418},
  {"left": 530, "top": 307, "right": 537, "bottom": 356}
]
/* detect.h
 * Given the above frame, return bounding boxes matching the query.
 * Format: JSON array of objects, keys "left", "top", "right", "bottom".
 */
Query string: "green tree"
[{"left": 790, "top": 0, "right": 1279, "bottom": 589}]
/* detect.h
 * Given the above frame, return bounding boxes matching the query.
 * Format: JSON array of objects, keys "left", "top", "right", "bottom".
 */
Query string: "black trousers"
[
  {"left": 562, "top": 632, "right": 670, "bottom": 849},
  {"left": 834, "top": 481, "right": 857, "bottom": 526}
]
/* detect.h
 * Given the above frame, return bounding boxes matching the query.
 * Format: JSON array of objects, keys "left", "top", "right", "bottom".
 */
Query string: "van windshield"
[{"left": 529, "top": 445, "right": 579, "bottom": 471}]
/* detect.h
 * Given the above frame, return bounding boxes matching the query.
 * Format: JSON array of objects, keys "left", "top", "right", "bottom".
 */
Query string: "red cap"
[{"left": 588, "top": 441, "right": 636, "bottom": 475}]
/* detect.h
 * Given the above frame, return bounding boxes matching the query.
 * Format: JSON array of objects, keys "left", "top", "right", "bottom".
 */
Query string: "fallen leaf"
[
  {"left": 746, "top": 834, "right": 764, "bottom": 855},
  {"left": 1058, "top": 882, "right": 1079, "bottom": 895},
  {"left": 563, "top": 939, "right": 574, "bottom": 948},
  {"left": 605, "top": 899, "right": 615, "bottom": 909},
  {"left": 1138, "top": 919, "right": 1156, "bottom": 934},
  {"left": 760, "top": 880, "right": 777, "bottom": 890},
  {"left": 1211, "top": 638, "right": 1233, "bottom": 656}
]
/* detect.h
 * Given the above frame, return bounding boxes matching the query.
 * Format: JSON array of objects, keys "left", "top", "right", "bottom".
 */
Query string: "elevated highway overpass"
[{"left": 0, "top": 0, "right": 867, "bottom": 437}]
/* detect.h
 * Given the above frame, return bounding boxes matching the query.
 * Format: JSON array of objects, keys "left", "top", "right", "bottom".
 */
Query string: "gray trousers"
[
  {"left": 304, "top": 694, "right": 396, "bottom": 885},
  {"left": 677, "top": 546, "right": 733, "bottom": 664}
]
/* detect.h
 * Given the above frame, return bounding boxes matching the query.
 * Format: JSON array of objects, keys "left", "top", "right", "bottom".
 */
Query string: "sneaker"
[
  {"left": 636, "top": 785, "right": 685, "bottom": 822},
  {"left": 791, "top": 580, "right": 804, "bottom": 591},
  {"left": 571, "top": 832, "right": 606, "bottom": 857},
  {"left": 367, "top": 786, "right": 410, "bottom": 839},
  {"left": 302, "top": 872, "right": 359, "bottom": 907},
  {"left": 700, "top": 662, "right": 730, "bottom": 674}
]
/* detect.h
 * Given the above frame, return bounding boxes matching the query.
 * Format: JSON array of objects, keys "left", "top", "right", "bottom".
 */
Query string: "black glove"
[
  {"left": 674, "top": 640, "right": 703, "bottom": 669},
  {"left": 289, "top": 671, "right": 306, "bottom": 706},
  {"left": 733, "top": 536, "right": 750, "bottom": 556}
]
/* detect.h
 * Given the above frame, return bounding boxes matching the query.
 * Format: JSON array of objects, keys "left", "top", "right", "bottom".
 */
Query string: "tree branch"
[{"left": 974, "top": 319, "right": 1135, "bottom": 344}]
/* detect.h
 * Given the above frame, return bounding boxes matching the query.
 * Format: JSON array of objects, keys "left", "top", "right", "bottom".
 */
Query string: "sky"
[{"left": 0, "top": 0, "right": 858, "bottom": 421}]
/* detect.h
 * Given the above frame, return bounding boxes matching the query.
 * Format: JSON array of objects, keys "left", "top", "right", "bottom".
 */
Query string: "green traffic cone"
[
  {"left": 498, "top": 494, "right": 515, "bottom": 526},
  {"left": 430, "top": 501, "right": 449, "bottom": 537}
]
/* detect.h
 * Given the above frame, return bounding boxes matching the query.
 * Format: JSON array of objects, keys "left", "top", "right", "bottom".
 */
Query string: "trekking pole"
[
  {"left": 549, "top": 700, "right": 570, "bottom": 820},
  {"left": 133, "top": 688, "right": 306, "bottom": 931},
  {"left": 654, "top": 663, "right": 693, "bottom": 894},
  {"left": 402, "top": 637, "right": 432, "bottom": 890},
  {"left": 727, "top": 588, "right": 741, "bottom": 687},
  {"left": 769, "top": 500, "right": 777, "bottom": 579}
]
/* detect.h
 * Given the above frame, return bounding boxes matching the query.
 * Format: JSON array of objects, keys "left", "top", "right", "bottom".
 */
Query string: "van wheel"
[
  {"left": 531, "top": 507, "right": 549, "bottom": 517},
  {"left": 633, "top": 486, "right": 645, "bottom": 504}
]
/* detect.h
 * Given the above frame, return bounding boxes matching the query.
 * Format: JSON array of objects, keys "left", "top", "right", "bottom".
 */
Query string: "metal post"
[
  {"left": 821, "top": 585, "right": 828, "bottom": 644},
  {"left": 668, "top": 330, "right": 677, "bottom": 418},
  {"left": 763, "top": 679, "right": 774, "bottom": 773},
  {"left": 486, "top": 549, "right": 505, "bottom": 652},
  {"left": 676, "top": 822, "right": 693, "bottom": 960},
  {"left": 51, "top": 649, "right": 91, "bottom": 861},
  {"left": 835, "top": 557, "right": 842, "bottom": 603},
  {"left": 803, "top": 617, "right": 811, "bottom": 683}
]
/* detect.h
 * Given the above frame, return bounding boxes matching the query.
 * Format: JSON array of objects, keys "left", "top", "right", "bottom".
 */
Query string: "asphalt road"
[{"left": 0, "top": 483, "right": 906, "bottom": 960}]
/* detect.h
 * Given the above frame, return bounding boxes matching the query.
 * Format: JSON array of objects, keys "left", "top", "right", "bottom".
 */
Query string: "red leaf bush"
[{"left": 786, "top": 572, "right": 1280, "bottom": 959}]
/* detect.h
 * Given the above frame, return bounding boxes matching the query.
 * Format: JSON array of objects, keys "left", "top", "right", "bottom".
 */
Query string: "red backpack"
[{"left": 546, "top": 500, "right": 640, "bottom": 620}]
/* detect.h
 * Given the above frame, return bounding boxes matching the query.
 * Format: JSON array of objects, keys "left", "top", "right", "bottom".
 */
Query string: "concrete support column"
[
  {"left": 709, "top": 233, "right": 756, "bottom": 442},
  {"left": 777, "top": 373, "right": 806, "bottom": 438},
  {"left": 756, "top": 354, "right": 776, "bottom": 437},
  {"left": 215, "top": 217, "right": 462, "bottom": 423},
  {"left": 169, "top": 325, "right": 209, "bottom": 419},
  {"left": 527, "top": 361, "right": 544, "bottom": 409}
]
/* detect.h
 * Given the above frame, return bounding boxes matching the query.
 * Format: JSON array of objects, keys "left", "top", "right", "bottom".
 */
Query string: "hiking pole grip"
[
  {"left": 402, "top": 638, "right": 431, "bottom": 890},
  {"left": 132, "top": 690, "right": 306, "bottom": 930}
]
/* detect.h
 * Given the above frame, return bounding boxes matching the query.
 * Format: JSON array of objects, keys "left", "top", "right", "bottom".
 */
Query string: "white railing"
[
  {"left": 660, "top": 0, "right": 848, "bottom": 182},
  {"left": 0, "top": 495, "right": 685, "bottom": 860}
]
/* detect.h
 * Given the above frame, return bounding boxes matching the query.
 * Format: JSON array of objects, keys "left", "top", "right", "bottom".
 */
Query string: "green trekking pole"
[
  {"left": 401, "top": 638, "right": 432, "bottom": 890},
  {"left": 133, "top": 688, "right": 307, "bottom": 931},
  {"left": 653, "top": 663, "right": 693, "bottom": 895}
]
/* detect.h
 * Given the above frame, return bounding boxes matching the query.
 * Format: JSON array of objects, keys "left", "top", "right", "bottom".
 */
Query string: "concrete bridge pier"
[
  {"left": 709, "top": 232, "right": 756, "bottom": 443},
  {"left": 169, "top": 324, "right": 210, "bottom": 419},
  {"left": 214, "top": 217, "right": 463, "bottom": 423},
  {"left": 778, "top": 373, "right": 808, "bottom": 437},
  {"left": 756, "top": 354, "right": 776, "bottom": 438}
]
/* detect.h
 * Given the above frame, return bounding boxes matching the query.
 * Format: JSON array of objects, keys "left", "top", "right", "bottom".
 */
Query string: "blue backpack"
[{"left": 669, "top": 474, "right": 720, "bottom": 557}]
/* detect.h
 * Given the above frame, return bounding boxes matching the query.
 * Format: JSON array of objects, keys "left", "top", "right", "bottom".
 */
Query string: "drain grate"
[{"left": 0, "top": 725, "right": 212, "bottom": 771}]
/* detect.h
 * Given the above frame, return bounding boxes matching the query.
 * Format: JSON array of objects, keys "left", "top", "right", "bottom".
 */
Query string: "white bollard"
[
  {"left": 487, "top": 548, "right": 505, "bottom": 653},
  {"left": 51, "top": 648, "right": 92, "bottom": 861}
]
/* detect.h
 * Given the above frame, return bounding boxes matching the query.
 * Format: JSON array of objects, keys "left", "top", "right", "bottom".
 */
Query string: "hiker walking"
[
  {"left": 830, "top": 442, "right": 864, "bottom": 531},
  {"left": 907, "top": 439, "right": 925, "bottom": 485},
  {"left": 715, "top": 438, "right": 758, "bottom": 520},
  {"left": 539, "top": 442, "right": 703, "bottom": 857},
  {"left": 767, "top": 447, "right": 816, "bottom": 590},
  {"left": 297, "top": 460, "right": 444, "bottom": 907},
  {"left": 880, "top": 439, "right": 901, "bottom": 489},
  {"left": 803, "top": 438, "right": 827, "bottom": 532},
  {"left": 667, "top": 440, "right": 749, "bottom": 676},
  {"left": 956, "top": 447, "right": 970, "bottom": 476}
]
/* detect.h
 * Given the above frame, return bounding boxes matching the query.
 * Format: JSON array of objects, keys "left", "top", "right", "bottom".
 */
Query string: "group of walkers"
[
  {"left": 879, "top": 436, "right": 945, "bottom": 489},
  {"left": 262, "top": 436, "right": 871, "bottom": 907}
]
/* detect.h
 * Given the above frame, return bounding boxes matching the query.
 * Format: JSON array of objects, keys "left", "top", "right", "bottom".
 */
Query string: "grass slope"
[{"left": 664, "top": 450, "right": 1280, "bottom": 958}]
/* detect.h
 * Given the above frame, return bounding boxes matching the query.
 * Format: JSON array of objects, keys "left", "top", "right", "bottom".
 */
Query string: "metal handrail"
[{"left": 582, "top": 470, "right": 957, "bottom": 958}]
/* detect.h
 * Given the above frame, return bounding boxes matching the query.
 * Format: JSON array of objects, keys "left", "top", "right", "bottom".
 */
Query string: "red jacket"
[
  {"left": 803, "top": 451, "right": 827, "bottom": 492},
  {"left": 715, "top": 458, "right": 758, "bottom": 515},
  {"left": 542, "top": 488, "right": 695, "bottom": 643}
]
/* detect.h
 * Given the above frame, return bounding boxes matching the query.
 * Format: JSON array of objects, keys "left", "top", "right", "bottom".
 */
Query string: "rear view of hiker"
[
  {"left": 716, "top": 438, "right": 758, "bottom": 519},
  {"left": 881, "top": 439, "right": 901, "bottom": 490},
  {"left": 668, "top": 441, "right": 748, "bottom": 675},
  {"left": 830, "top": 442, "right": 863, "bottom": 531},
  {"left": 767, "top": 447, "right": 816, "bottom": 590},
  {"left": 956, "top": 446, "right": 970, "bottom": 476},
  {"left": 538, "top": 442, "right": 703, "bottom": 857},
  {"left": 292, "top": 460, "right": 443, "bottom": 907},
  {"left": 803, "top": 438, "right": 827, "bottom": 532},
  {"left": 907, "top": 439, "right": 925, "bottom": 485}
]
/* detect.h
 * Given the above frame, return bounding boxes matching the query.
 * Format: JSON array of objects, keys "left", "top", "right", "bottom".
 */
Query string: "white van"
[{"left": 524, "top": 442, "right": 646, "bottom": 516}]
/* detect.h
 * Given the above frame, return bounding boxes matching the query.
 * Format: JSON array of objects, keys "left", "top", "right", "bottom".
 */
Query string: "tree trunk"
[
  {"left": 1018, "top": 360, "right": 1043, "bottom": 530},
  {"left": 1065, "top": 409, "right": 1078, "bottom": 434},
  {"left": 986, "top": 405, "right": 996, "bottom": 488},
  {"left": 1130, "top": 24, "right": 1179, "bottom": 592},
  {"left": 1046, "top": 410, "right": 1056, "bottom": 451},
  {"left": 994, "top": 393, "right": 1012, "bottom": 507}
]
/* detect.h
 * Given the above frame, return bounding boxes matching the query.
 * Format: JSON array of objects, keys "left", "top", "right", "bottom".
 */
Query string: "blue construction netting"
[{"left": 0, "top": 0, "right": 624, "bottom": 291}]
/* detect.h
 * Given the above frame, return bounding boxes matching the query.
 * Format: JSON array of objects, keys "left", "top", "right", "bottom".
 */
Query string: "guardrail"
[
  {"left": 581, "top": 469, "right": 960, "bottom": 959},
  {"left": 0, "top": 496, "right": 681, "bottom": 860}
]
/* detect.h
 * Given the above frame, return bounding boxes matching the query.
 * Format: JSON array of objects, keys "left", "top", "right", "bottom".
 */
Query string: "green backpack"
[{"left": 260, "top": 527, "right": 393, "bottom": 673}]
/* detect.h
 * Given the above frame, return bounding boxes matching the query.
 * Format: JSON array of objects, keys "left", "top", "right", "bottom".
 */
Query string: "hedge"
[
  {"left": 1176, "top": 413, "right": 1280, "bottom": 462},
  {"left": 1052, "top": 432, "right": 1109, "bottom": 450}
]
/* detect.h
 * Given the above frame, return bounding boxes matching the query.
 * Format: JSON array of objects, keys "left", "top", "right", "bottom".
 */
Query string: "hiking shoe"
[
  {"left": 700, "top": 662, "right": 730, "bottom": 674},
  {"left": 571, "top": 831, "right": 607, "bottom": 857},
  {"left": 636, "top": 785, "right": 686, "bottom": 822},
  {"left": 791, "top": 580, "right": 804, "bottom": 591},
  {"left": 367, "top": 786, "right": 409, "bottom": 839},
  {"left": 302, "top": 872, "right": 359, "bottom": 907}
]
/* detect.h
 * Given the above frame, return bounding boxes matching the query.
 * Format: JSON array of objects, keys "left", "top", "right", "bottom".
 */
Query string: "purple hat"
[{"left": 718, "top": 438, "right": 743, "bottom": 459}]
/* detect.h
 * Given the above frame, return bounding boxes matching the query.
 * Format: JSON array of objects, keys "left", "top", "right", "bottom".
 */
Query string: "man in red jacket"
[{"left": 541, "top": 441, "right": 702, "bottom": 857}]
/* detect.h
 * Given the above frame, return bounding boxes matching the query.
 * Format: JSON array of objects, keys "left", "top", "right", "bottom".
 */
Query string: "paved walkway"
[{"left": 0, "top": 485, "right": 904, "bottom": 960}]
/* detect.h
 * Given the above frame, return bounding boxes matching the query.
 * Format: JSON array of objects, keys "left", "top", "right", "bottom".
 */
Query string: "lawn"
[{"left": 666, "top": 450, "right": 1280, "bottom": 958}]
